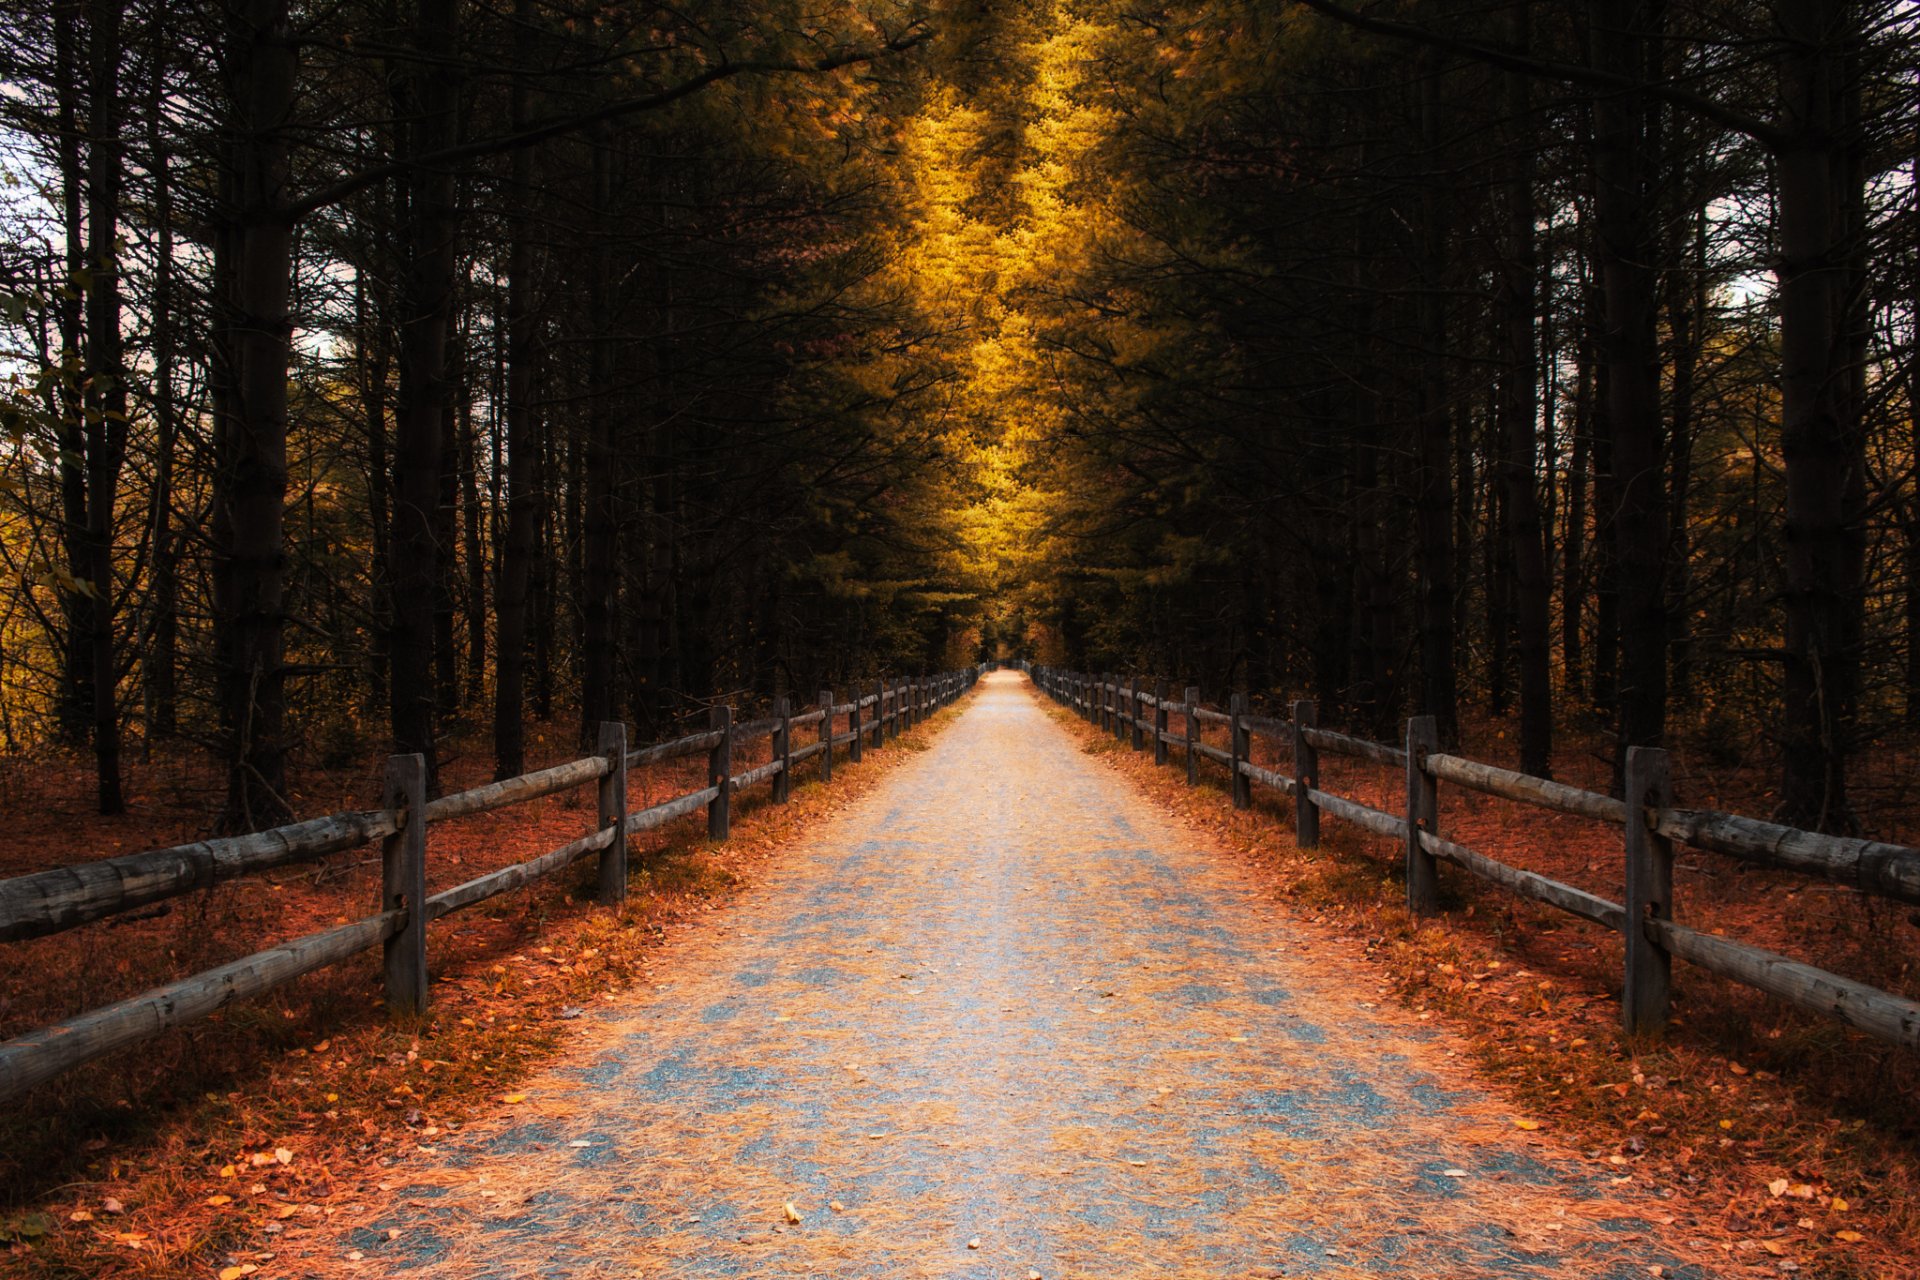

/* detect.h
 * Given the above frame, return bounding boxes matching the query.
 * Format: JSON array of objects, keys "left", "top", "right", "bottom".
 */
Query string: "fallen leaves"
[{"left": 783, "top": 1201, "right": 802, "bottom": 1225}]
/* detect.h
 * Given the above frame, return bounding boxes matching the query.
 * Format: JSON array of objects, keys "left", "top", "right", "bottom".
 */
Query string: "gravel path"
[{"left": 299, "top": 672, "right": 1712, "bottom": 1279}]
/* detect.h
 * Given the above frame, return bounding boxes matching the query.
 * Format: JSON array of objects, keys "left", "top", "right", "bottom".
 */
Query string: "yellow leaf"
[
  {"left": 828, "top": 1200, "right": 846, "bottom": 1213},
  {"left": 1513, "top": 1118, "right": 1540, "bottom": 1131},
  {"left": 1760, "top": 1240, "right": 1786, "bottom": 1256},
  {"left": 1768, "top": 1178, "right": 1790, "bottom": 1197},
  {"left": 219, "top": 1268, "right": 246, "bottom": 1280},
  {"left": 274, "top": 1148, "right": 294, "bottom": 1165},
  {"left": 1831, "top": 1197, "right": 1849, "bottom": 1211},
  {"left": 68, "top": 1210, "right": 93, "bottom": 1223},
  {"left": 503, "top": 1093, "right": 528, "bottom": 1104},
  {"left": 783, "top": 1202, "right": 802, "bottom": 1225},
  {"left": 205, "top": 1195, "right": 232, "bottom": 1207},
  {"left": 275, "top": 1206, "right": 297, "bottom": 1220},
  {"left": 1836, "top": 1230, "right": 1863, "bottom": 1243},
  {"left": 219, "top": 1164, "right": 237, "bottom": 1179}
]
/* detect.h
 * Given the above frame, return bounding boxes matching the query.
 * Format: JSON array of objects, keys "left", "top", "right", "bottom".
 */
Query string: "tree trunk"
[
  {"left": 215, "top": 0, "right": 297, "bottom": 832},
  {"left": 356, "top": 269, "right": 393, "bottom": 712},
  {"left": 1774, "top": 0, "right": 1863, "bottom": 832},
  {"left": 53, "top": 2, "right": 91, "bottom": 747},
  {"left": 460, "top": 388, "right": 486, "bottom": 705},
  {"left": 493, "top": 0, "right": 538, "bottom": 779},
  {"left": 1414, "top": 60, "right": 1458, "bottom": 743},
  {"left": 1501, "top": 8, "right": 1553, "bottom": 776},
  {"left": 1590, "top": 0, "right": 1667, "bottom": 785},
  {"left": 579, "top": 126, "right": 618, "bottom": 746},
  {"left": 143, "top": 42, "right": 179, "bottom": 742},
  {"left": 80, "top": 0, "right": 128, "bottom": 813},
  {"left": 387, "top": 0, "right": 461, "bottom": 787}
]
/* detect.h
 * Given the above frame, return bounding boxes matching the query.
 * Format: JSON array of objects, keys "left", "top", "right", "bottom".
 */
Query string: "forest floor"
[
  {"left": 0, "top": 673, "right": 1915, "bottom": 1278},
  {"left": 0, "top": 699, "right": 942, "bottom": 1278}
]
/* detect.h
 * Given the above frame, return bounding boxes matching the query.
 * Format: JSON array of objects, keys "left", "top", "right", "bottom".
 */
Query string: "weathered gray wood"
[
  {"left": 1191, "top": 706, "right": 1232, "bottom": 726},
  {"left": 382, "top": 754, "right": 429, "bottom": 1017},
  {"left": 1309, "top": 788, "right": 1408, "bottom": 840},
  {"left": 732, "top": 716, "right": 782, "bottom": 742},
  {"left": 1405, "top": 716, "right": 1440, "bottom": 916},
  {"left": 625, "top": 786, "right": 722, "bottom": 835},
  {"left": 790, "top": 739, "right": 827, "bottom": 764},
  {"left": 1420, "top": 829, "right": 1626, "bottom": 931},
  {"left": 731, "top": 758, "right": 785, "bottom": 790},
  {"left": 1229, "top": 693, "right": 1252, "bottom": 810},
  {"left": 1648, "top": 918, "right": 1920, "bottom": 1051},
  {"left": 818, "top": 689, "right": 834, "bottom": 783},
  {"left": 1241, "top": 713, "right": 1291, "bottom": 740},
  {"left": 0, "top": 909, "right": 403, "bottom": 1103},
  {"left": 596, "top": 722, "right": 628, "bottom": 903},
  {"left": 425, "top": 826, "right": 616, "bottom": 920},
  {"left": 708, "top": 704, "right": 733, "bottom": 840},
  {"left": 1650, "top": 808, "right": 1920, "bottom": 907},
  {"left": 772, "top": 697, "right": 792, "bottom": 803},
  {"left": 1623, "top": 747, "right": 1674, "bottom": 1036},
  {"left": 427, "top": 756, "right": 609, "bottom": 822},
  {"left": 1129, "top": 680, "right": 1146, "bottom": 750},
  {"left": 627, "top": 729, "right": 725, "bottom": 769},
  {"left": 1238, "top": 758, "right": 1296, "bottom": 796},
  {"left": 1300, "top": 725, "right": 1407, "bottom": 769},
  {"left": 1425, "top": 753, "right": 1629, "bottom": 825},
  {"left": 1185, "top": 687, "right": 1200, "bottom": 785},
  {"left": 1192, "top": 741, "right": 1233, "bottom": 767},
  {"left": 1153, "top": 680, "right": 1169, "bottom": 767},
  {"left": 0, "top": 808, "right": 400, "bottom": 943},
  {"left": 1292, "top": 699, "right": 1319, "bottom": 849},
  {"left": 788, "top": 708, "right": 827, "bottom": 728},
  {"left": 849, "top": 689, "right": 863, "bottom": 763},
  {"left": 872, "top": 679, "right": 887, "bottom": 747}
]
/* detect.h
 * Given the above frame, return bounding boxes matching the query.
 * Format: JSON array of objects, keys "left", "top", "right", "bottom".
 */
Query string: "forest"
[{"left": 0, "top": 0, "right": 1915, "bottom": 844}]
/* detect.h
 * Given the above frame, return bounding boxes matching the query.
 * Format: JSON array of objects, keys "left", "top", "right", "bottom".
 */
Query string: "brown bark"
[
  {"left": 1775, "top": 0, "right": 1863, "bottom": 832},
  {"left": 214, "top": 0, "right": 297, "bottom": 832},
  {"left": 82, "top": 0, "right": 127, "bottom": 813},
  {"left": 1501, "top": 4, "right": 1552, "bottom": 777},
  {"left": 1590, "top": 0, "right": 1668, "bottom": 785},
  {"left": 387, "top": 0, "right": 462, "bottom": 787}
]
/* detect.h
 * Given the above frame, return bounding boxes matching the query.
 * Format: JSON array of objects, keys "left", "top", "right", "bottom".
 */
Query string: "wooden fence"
[
  {"left": 0, "top": 669, "right": 980, "bottom": 1102},
  {"left": 1031, "top": 666, "right": 1920, "bottom": 1052}
]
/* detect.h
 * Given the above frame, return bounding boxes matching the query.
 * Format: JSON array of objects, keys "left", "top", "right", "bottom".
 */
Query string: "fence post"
[
  {"left": 707, "top": 704, "right": 733, "bottom": 840},
  {"left": 1623, "top": 746, "right": 1675, "bottom": 1037},
  {"left": 1153, "top": 680, "right": 1169, "bottom": 766},
  {"left": 1405, "top": 715, "right": 1440, "bottom": 915},
  {"left": 1184, "top": 686, "right": 1200, "bottom": 785},
  {"left": 771, "top": 697, "right": 792, "bottom": 802},
  {"left": 818, "top": 689, "right": 834, "bottom": 783},
  {"left": 596, "top": 721, "right": 628, "bottom": 904},
  {"left": 1130, "top": 678, "right": 1146, "bottom": 750},
  {"left": 1291, "top": 699, "right": 1319, "bottom": 849},
  {"left": 873, "top": 678, "right": 886, "bottom": 748},
  {"left": 849, "top": 688, "right": 863, "bottom": 762},
  {"left": 382, "top": 753, "right": 429, "bottom": 1018},
  {"left": 1229, "top": 692, "right": 1251, "bottom": 809}
]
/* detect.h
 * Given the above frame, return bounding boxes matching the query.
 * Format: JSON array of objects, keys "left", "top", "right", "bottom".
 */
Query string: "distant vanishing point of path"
[{"left": 293, "top": 672, "right": 1712, "bottom": 1279}]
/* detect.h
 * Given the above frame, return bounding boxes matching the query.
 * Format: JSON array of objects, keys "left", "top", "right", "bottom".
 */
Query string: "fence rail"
[
  {"left": 0, "top": 669, "right": 980, "bottom": 1103},
  {"left": 1031, "top": 665, "right": 1920, "bottom": 1052}
]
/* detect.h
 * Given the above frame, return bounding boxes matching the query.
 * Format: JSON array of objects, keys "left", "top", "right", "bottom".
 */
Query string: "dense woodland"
[{"left": 0, "top": 0, "right": 1915, "bottom": 838}]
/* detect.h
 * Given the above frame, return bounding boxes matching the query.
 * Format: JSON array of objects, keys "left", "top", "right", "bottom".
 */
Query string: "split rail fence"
[
  {"left": 1031, "top": 666, "right": 1920, "bottom": 1052},
  {"left": 0, "top": 669, "right": 980, "bottom": 1102}
]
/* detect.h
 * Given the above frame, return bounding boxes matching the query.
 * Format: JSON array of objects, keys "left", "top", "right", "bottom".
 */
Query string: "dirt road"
[{"left": 294, "top": 671, "right": 1710, "bottom": 1278}]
